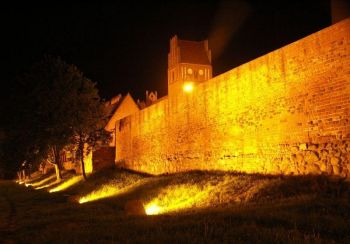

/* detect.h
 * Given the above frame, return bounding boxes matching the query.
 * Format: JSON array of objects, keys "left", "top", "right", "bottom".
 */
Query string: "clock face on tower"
[
  {"left": 187, "top": 68, "right": 193, "bottom": 75},
  {"left": 199, "top": 69, "right": 204, "bottom": 76}
]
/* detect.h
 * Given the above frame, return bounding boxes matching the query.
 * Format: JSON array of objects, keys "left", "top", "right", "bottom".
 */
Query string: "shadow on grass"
[
  {"left": 2, "top": 169, "right": 350, "bottom": 243},
  {"left": 73, "top": 168, "right": 350, "bottom": 217}
]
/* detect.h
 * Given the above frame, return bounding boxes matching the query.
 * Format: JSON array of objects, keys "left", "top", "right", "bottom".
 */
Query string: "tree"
[
  {"left": 70, "top": 74, "right": 111, "bottom": 180},
  {"left": 1, "top": 56, "right": 108, "bottom": 180},
  {"left": 24, "top": 56, "right": 79, "bottom": 180}
]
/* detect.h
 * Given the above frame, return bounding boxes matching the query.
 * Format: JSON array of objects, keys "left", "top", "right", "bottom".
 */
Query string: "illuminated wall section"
[{"left": 116, "top": 18, "right": 350, "bottom": 177}]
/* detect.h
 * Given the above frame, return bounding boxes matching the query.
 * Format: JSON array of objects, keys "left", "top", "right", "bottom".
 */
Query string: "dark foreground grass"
[{"left": 1, "top": 169, "right": 350, "bottom": 243}]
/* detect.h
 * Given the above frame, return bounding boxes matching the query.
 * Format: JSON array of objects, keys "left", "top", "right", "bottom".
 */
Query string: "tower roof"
[{"left": 178, "top": 40, "right": 211, "bottom": 65}]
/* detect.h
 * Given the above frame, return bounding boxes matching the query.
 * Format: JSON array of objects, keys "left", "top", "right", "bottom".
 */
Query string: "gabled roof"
[
  {"left": 103, "top": 94, "right": 123, "bottom": 120},
  {"left": 104, "top": 93, "right": 139, "bottom": 132},
  {"left": 178, "top": 40, "right": 211, "bottom": 65}
]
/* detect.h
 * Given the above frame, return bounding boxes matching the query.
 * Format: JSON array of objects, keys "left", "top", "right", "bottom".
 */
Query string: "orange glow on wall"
[{"left": 115, "top": 19, "right": 350, "bottom": 178}]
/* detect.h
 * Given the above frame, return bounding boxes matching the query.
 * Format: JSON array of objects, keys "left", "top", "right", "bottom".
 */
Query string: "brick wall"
[{"left": 116, "top": 18, "right": 350, "bottom": 176}]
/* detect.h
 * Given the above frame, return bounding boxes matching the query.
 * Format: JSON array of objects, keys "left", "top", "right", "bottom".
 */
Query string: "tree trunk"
[
  {"left": 53, "top": 146, "right": 62, "bottom": 181},
  {"left": 81, "top": 153, "right": 87, "bottom": 180},
  {"left": 79, "top": 134, "right": 87, "bottom": 180},
  {"left": 22, "top": 170, "right": 26, "bottom": 183}
]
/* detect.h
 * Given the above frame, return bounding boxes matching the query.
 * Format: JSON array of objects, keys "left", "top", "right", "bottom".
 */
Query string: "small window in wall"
[
  {"left": 199, "top": 69, "right": 204, "bottom": 76},
  {"left": 119, "top": 119, "right": 125, "bottom": 131}
]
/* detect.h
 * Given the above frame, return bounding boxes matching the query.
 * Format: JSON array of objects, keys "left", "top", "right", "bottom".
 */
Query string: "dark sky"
[{"left": 2, "top": 1, "right": 331, "bottom": 101}]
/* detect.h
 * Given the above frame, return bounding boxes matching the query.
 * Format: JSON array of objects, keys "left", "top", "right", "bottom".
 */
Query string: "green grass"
[{"left": 1, "top": 168, "right": 350, "bottom": 243}]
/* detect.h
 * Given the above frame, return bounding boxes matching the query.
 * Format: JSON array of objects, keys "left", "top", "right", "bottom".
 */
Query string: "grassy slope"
[{"left": 1, "top": 168, "right": 350, "bottom": 243}]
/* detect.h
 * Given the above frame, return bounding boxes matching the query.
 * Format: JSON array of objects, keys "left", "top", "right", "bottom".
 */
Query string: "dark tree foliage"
[
  {"left": 0, "top": 56, "right": 109, "bottom": 179},
  {"left": 70, "top": 73, "right": 111, "bottom": 180}
]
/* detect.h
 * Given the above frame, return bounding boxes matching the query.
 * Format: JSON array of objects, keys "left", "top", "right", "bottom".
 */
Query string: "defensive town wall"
[{"left": 116, "top": 18, "right": 350, "bottom": 177}]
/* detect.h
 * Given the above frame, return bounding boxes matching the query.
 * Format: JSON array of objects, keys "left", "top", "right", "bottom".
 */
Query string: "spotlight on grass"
[
  {"left": 78, "top": 184, "right": 121, "bottom": 203},
  {"left": 78, "top": 180, "right": 145, "bottom": 204},
  {"left": 144, "top": 183, "right": 211, "bottom": 215},
  {"left": 49, "top": 176, "right": 83, "bottom": 193},
  {"left": 30, "top": 175, "right": 56, "bottom": 187},
  {"left": 35, "top": 180, "right": 60, "bottom": 190},
  {"left": 144, "top": 203, "right": 162, "bottom": 215}
]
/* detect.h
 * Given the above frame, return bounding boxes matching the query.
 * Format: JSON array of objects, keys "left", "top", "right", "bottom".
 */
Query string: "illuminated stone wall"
[{"left": 116, "top": 18, "right": 350, "bottom": 177}]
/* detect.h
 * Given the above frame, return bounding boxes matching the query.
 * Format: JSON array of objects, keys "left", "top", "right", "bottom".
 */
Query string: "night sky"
[{"left": 2, "top": 1, "right": 331, "bottom": 101}]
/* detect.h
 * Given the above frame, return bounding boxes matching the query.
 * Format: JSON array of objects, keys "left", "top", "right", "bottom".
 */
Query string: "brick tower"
[{"left": 167, "top": 35, "right": 212, "bottom": 98}]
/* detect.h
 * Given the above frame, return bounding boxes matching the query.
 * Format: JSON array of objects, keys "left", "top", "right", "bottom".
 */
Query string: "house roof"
[
  {"left": 178, "top": 40, "right": 210, "bottom": 65},
  {"left": 103, "top": 94, "right": 123, "bottom": 120},
  {"left": 104, "top": 93, "right": 139, "bottom": 131}
]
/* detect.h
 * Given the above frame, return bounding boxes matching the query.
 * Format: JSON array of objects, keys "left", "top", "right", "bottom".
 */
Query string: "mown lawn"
[{"left": 1, "top": 169, "right": 350, "bottom": 243}]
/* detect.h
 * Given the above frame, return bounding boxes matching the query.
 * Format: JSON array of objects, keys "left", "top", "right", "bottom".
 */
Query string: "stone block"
[
  {"left": 318, "top": 143, "right": 326, "bottom": 150},
  {"left": 330, "top": 157, "right": 340, "bottom": 166},
  {"left": 295, "top": 153, "right": 304, "bottom": 165},
  {"left": 320, "top": 160, "right": 327, "bottom": 172},
  {"left": 306, "top": 164, "right": 321, "bottom": 175},
  {"left": 347, "top": 163, "right": 350, "bottom": 172},
  {"left": 332, "top": 165, "right": 341, "bottom": 175},
  {"left": 291, "top": 154, "right": 298, "bottom": 163},
  {"left": 345, "top": 141, "right": 350, "bottom": 152},
  {"left": 299, "top": 143, "right": 307, "bottom": 151},
  {"left": 332, "top": 149, "right": 341, "bottom": 157},
  {"left": 325, "top": 143, "right": 333, "bottom": 150},
  {"left": 320, "top": 149, "right": 329, "bottom": 158},
  {"left": 339, "top": 142, "right": 347, "bottom": 152},
  {"left": 308, "top": 144, "right": 318, "bottom": 150},
  {"left": 326, "top": 164, "right": 333, "bottom": 175},
  {"left": 291, "top": 146, "right": 299, "bottom": 153},
  {"left": 304, "top": 151, "right": 320, "bottom": 164}
]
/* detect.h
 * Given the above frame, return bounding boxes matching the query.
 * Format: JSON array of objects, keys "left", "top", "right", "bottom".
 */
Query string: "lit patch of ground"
[
  {"left": 49, "top": 176, "right": 84, "bottom": 193},
  {"left": 144, "top": 183, "right": 212, "bottom": 215},
  {"left": 26, "top": 175, "right": 56, "bottom": 188},
  {"left": 143, "top": 173, "right": 274, "bottom": 214},
  {"left": 79, "top": 183, "right": 125, "bottom": 203},
  {"left": 3, "top": 170, "right": 350, "bottom": 243},
  {"left": 35, "top": 180, "right": 61, "bottom": 190},
  {"left": 78, "top": 172, "right": 146, "bottom": 203}
]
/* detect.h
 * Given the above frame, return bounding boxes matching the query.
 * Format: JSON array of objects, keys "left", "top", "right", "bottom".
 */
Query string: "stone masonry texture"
[{"left": 115, "top": 18, "right": 350, "bottom": 177}]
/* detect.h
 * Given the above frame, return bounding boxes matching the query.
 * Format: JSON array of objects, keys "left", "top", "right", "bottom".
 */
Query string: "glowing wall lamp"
[{"left": 183, "top": 82, "right": 194, "bottom": 93}]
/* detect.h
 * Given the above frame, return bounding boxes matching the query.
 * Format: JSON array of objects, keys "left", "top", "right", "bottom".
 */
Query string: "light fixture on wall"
[{"left": 183, "top": 82, "right": 194, "bottom": 93}]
